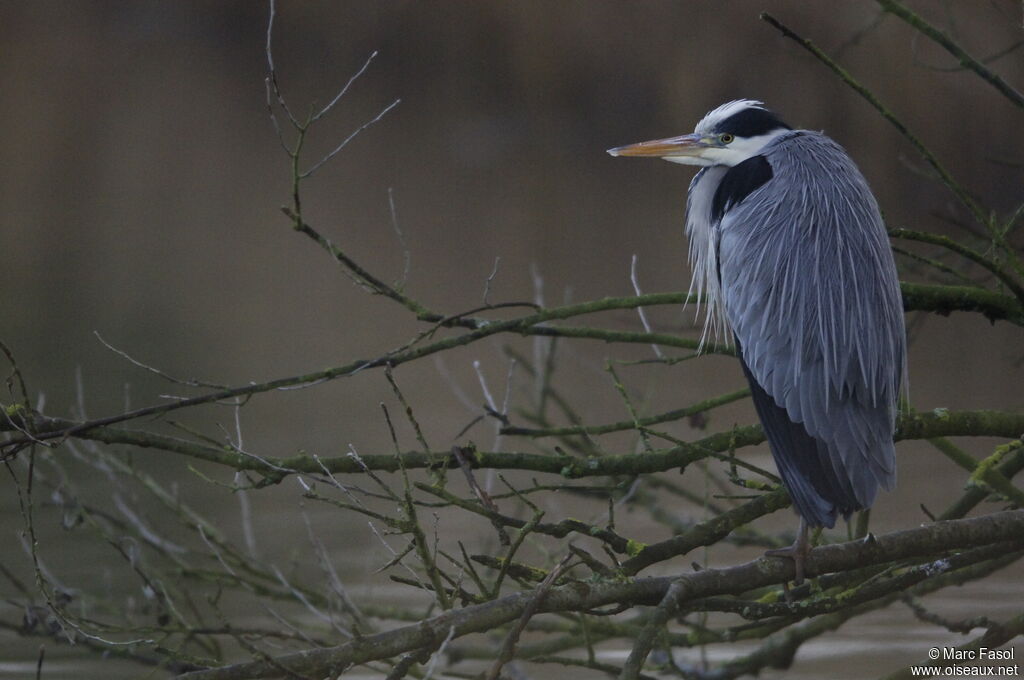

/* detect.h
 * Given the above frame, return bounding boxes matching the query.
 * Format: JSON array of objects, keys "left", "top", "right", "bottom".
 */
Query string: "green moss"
[{"left": 626, "top": 539, "right": 647, "bottom": 557}]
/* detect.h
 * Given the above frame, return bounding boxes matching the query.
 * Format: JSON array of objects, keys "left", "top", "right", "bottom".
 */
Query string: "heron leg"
[{"left": 764, "top": 518, "right": 810, "bottom": 585}]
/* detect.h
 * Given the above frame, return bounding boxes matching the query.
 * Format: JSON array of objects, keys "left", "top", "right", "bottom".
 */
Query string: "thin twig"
[
  {"left": 760, "top": 12, "right": 987, "bottom": 225},
  {"left": 301, "top": 99, "right": 400, "bottom": 178},
  {"left": 387, "top": 187, "right": 412, "bottom": 289},
  {"left": 264, "top": 0, "right": 299, "bottom": 128},
  {"left": 485, "top": 553, "right": 574, "bottom": 680},
  {"left": 483, "top": 256, "right": 501, "bottom": 306},
  {"left": 310, "top": 50, "right": 379, "bottom": 123},
  {"left": 630, "top": 255, "right": 664, "bottom": 358},
  {"left": 876, "top": 0, "right": 1024, "bottom": 109}
]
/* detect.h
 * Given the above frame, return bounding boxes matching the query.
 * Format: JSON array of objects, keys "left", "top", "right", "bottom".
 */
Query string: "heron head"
[{"left": 607, "top": 99, "right": 791, "bottom": 167}]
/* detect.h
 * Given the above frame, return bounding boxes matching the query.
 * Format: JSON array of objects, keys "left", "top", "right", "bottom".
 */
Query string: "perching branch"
[
  {"left": 5, "top": 5, "right": 1022, "bottom": 678},
  {"left": 173, "top": 510, "right": 1024, "bottom": 680}
]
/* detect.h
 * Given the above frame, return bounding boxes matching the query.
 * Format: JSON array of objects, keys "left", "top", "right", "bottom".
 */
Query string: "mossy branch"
[
  {"left": 8, "top": 408, "right": 1024, "bottom": 481},
  {"left": 875, "top": 0, "right": 1024, "bottom": 110},
  {"left": 760, "top": 12, "right": 987, "bottom": 225},
  {"left": 173, "top": 510, "right": 1024, "bottom": 680},
  {"left": 501, "top": 388, "right": 751, "bottom": 438},
  {"left": 2, "top": 280, "right": 1018, "bottom": 458},
  {"left": 892, "top": 229, "right": 1024, "bottom": 307},
  {"left": 621, "top": 488, "right": 791, "bottom": 575}
]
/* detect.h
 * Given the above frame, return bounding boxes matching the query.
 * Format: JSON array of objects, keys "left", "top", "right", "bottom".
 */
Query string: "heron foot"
[{"left": 765, "top": 519, "right": 810, "bottom": 585}]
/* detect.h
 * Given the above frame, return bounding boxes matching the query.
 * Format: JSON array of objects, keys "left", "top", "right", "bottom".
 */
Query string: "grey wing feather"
[
  {"left": 736, "top": 337, "right": 848, "bottom": 527},
  {"left": 718, "top": 131, "right": 905, "bottom": 517}
]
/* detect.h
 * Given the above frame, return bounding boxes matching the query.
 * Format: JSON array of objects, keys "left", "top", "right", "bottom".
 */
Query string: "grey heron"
[{"left": 608, "top": 100, "right": 906, "bottom": 583}]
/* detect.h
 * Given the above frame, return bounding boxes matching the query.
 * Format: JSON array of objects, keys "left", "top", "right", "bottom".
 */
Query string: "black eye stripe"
[{"left": 715, "top": 108, "right": 791, "bottom": 138}]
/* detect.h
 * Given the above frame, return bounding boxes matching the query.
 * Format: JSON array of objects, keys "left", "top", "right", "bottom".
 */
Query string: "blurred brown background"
[
  {"left": 0, "top": 1, "right": 1022, "bottom": 677},
  {"left": 1, "top": 1, "right": 1021, "bottom": 417}
]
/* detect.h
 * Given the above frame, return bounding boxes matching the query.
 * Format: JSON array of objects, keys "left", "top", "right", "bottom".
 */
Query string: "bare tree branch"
[{"left": 174, "top": 511, "right": 1024, "bottom": 679}]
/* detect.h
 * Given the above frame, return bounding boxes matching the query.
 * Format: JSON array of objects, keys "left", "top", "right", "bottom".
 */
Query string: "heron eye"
[{"left": 720, "top": 133, "right": 735, "bottom": 144}]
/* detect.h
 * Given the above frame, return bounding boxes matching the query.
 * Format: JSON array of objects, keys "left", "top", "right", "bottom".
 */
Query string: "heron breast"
[{"left": 711, "top": 155, "right": 774, "bottom": 223}]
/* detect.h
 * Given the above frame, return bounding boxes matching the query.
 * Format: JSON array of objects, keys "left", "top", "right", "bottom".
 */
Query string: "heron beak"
[{"left": 607, "top": 133, "right": 707, "bottom": 158}]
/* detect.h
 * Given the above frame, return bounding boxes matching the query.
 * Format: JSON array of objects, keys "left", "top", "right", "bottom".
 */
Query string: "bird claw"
[
  {"left": 765, "top": 519, "right": 810, "bottom": 586},
  {"left": 765, "top": 543, "right": 808, "bottom": 585}
]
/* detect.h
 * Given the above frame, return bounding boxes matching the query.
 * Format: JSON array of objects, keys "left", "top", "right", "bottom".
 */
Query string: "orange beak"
[{"left": 607, "top": 133, "right": 707, "bottom": 158}]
